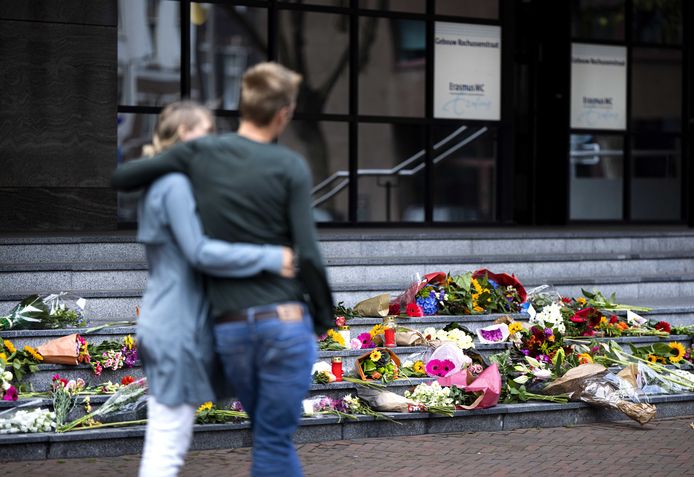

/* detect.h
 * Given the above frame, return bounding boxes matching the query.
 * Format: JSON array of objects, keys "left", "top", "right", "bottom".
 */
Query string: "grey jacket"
[{"left": 137, "top": 173, "right": 283, "bottom": 406}]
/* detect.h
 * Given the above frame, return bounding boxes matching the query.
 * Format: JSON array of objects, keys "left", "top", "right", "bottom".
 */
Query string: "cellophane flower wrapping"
[
  {"left": 356, "top": 386, "right": 417, "bottom": 413},
  {"left": 425, "top": 343, "right": 471, "bottom": 378},
  {"left": 437, "top": 364, "right": 502, "bottom": 409},
  {"left": 0, "top": 293, "right": 89, "bottom": 331},
  {"left": 390, "top": 272, "right": 447, "bottom": 315}
]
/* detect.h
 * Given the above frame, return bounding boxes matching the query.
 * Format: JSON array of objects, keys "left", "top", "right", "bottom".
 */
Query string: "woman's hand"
[{"left": 280, "top": 247, "right": 296, "bottom": 278}]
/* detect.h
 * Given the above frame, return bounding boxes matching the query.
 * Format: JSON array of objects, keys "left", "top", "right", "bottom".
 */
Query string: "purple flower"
[
  {"left": 544, "top": 328, "right": 553, "bottom": 337},
  {"left": 488, "top": 279, "right": 499, "bottom": 289},
  {"left": 537, "top": 354, "right": 550, "bottom": 363},
  {"left": 123, "top": 347, "right": 138, "bottom": 367},
  {"left": 521, "top": 349, "right": 530, "bottom": 356},
  {"left": 480, "top": 328, "right": 503, "bottom": 342},
  {"left": 416, "top": 294, "right": 439, "bottom": 316}
]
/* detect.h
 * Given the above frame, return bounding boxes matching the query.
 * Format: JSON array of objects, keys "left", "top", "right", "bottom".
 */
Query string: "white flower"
[
  {"left": 422, "top": 327, "right": 437, "bottom": 341},
  {"left": 2, "top": 371, "right": 11, "bottom": 382},
  {"left": 311, "top": 361, "right": 331, "bottom": 375},
  {"left": 532, "top": 368, "right": 552, "bottom": 380},
  {"left": 1, "top": 381, "right": 10, "bottom": 391}
]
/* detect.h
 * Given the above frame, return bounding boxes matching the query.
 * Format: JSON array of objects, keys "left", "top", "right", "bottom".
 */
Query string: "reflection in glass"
[
  {"left": 359, "top": 18, "right": 425, "bottom": 116},
  {"left": 190, "top": 4, "right": 267, "bottom": 110},
  {"left": 432, "top": 125, "right": 497, "bottom": 222},
  {"left": 118, "top": 0, "right": 181, "bottom": 106},
  {"left": 571, "top": 0, "right": 625, "bottom": 40},
  {"left": 278, "top": 11, "right": 349, "bottom": 114},
  {"left": 116, "top": 112, "right": 158, "bottom": 222},
  {"left": 631, "top": 135, "right": 681, "bottom": 220},
  {"left": 569, "top": 134, "right": 623, "bottom": 220},
  {"left": 279, "top": 121, "right": 349, "bottom": 222},
  {"left": 436, "top": 0, "right": 499, "bottom": 19},
  {"left": 631, "top": 48, "right": 681, "bottom": 132},
  {"left": 633, "top": 0, "right": 682, "bottom": 44},
  {"left": 357, "top": 124, "right": 425, "bottom": 222},
  {"left": 281, "top": 0, "right": 349, "bottom": 6},
  {"left": 361, "top": 0, "right": 425, "bottom": 13}
]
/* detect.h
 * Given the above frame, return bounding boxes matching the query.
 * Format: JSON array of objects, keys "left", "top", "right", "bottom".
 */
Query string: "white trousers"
[{"left": 139, "top": 397, "right": 196, "bottom": 477}]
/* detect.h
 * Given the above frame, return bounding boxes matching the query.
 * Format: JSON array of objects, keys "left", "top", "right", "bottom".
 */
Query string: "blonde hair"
[
  {"left": 142, "top": 101, "right": 215, "bottom": 157},
  {"left": 239, "top": 62, "right": 302, "bottom": 126}
]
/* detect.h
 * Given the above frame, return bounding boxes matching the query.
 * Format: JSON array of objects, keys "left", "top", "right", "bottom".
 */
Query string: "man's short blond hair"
[{"left": 239, "top": 62, "right": 302, "bottom": 126}]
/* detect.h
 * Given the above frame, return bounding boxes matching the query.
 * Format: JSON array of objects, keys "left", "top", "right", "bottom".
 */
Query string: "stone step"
[
  {"left": 3, "top": 229, "right": 694, "bottom": 264},
  {"left": 3, "top": 252, "right": 694, "bottom": 294},
  {"left": 1, "top": 392, "right": 693, "bottom": 461}
]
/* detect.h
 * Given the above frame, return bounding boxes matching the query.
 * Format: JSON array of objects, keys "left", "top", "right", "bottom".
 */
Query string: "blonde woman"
[{"left": 134, "top": 101, "right": 293, "bottom": 477}]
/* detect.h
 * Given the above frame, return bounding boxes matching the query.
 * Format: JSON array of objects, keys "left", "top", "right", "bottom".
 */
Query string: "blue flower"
[
  {"left": 416, "top": 294, "right": 439, "bottom": 316},
  {"left": 488, "top": 279, "right": 499, "bottom": 289}
]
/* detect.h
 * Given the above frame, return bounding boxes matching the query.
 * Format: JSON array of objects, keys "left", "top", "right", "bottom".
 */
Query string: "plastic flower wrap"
[
  {"left": 405, "top": 382, "right": 454, "bottom": 407},
  {"left": 0, "top": 293, "right": 89, "bottom": 331},
  {"left": 425, "top": 343, "right": 471, "bottom": 378},
  {"left": 477, "top": 323, "right": 510, "bottom": 344}
]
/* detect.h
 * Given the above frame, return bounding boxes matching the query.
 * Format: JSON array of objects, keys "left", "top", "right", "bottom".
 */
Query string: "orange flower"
[{"left": 617, "top": 322, "right": 629, "bottom": 331}]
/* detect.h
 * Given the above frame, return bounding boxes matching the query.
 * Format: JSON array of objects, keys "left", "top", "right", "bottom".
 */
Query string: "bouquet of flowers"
[
  {"left": 422, "top": 324, "right": 474, "bottom": 350},
  {"left": 318, "top": 329, "right": 345, "bottom": 351},
  {"left": 0, "top": 407, "right": 55, "bottom": 434},
  {"left": 302, "top": 395, "right": 356, "bottom": 422},
  {"left": 195, "top": 401, "right": 247, "bottom": 424},
  {"left": 0, "top": 359, "right": 17, "bottom": 402},
  {"left": 0, "top": 293, "right": 88, "bottom": 330},
  {"left": 87, "top": 335, "right": 138, "bottom": 376},
  {"left": 399, "top": 359, "right": 427, "bottom": 378},
  {"left": 356, "top": 348, "right": 400, "bottom": 382},
  {"left": 1, "top": 339, "right": 43, "bottom": 390},
  {"left": 51, "top": 374, "right": 86, "bottom": 426}
]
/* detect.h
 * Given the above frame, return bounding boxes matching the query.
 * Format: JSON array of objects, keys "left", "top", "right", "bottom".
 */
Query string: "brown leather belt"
[{"left": 217, "top": 303, "right": 304, "bottom": 324}]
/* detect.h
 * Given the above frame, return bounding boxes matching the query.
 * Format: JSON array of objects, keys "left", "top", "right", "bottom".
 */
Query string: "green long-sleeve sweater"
[{"left": 111, "top": 133, "right": 334, "bottom": 333}]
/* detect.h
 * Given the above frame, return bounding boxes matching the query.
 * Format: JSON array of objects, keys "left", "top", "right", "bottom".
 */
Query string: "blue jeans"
[{"left": 213, "top": 303, "right": 316, "bottom": 477}]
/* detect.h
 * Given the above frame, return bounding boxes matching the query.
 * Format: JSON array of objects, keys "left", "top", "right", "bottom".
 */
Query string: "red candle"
[
  {"left": 331, "top": 357, "right": 343, "bottom": 382},
  {"left": 384, "top": 327, "right": 396, "bottom": 347}
]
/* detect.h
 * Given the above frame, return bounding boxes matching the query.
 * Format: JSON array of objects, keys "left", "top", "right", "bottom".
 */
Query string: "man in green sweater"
[{"left": 111, "top": 62, "right": 331, "bottom": 477}]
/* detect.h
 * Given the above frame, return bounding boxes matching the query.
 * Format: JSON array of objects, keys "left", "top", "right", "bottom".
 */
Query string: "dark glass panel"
[
  {"left": 633, "top": 0, "right": 682, "bottom": 44},
  {"left": 432, "top": 125, "right": 497, "bottom": 221},
  {"left": 359, "top": 18, "right": 425, "bottom": 116},
  {"left": 357, "top": 124, "right": 426, "bottom": 222},
  {"left": 118, "top": 0, "right": 181, "bottom": 106},
  {"left": 278, "top": 11, "right": 349, "bottom": 114},
  {"left": 190, "top": 5, "right": 267, "bottom": 110},
  {"left": 436, "top": 0, "right": 499, "bottom": 19},
  {"left": 279, "top": 121, "right": 349, "bottom": 222},
  {"left": 361, "top": 0, "right": 425, "bottom": 13},
  {"left": 571, "top": 0, "right": 625, "bottom": 41},
  {"left": 631, "top": 48, "right": 682, "bottom": 132},
  {"left": 631, "top": 135, "right": 681, "bottom": 220},
  {"left": 569, "top": 134, "right": 623, "bottom": 220}
]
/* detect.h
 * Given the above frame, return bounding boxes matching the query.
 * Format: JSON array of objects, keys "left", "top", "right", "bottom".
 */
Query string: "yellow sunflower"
[
  {"left": 472, "top": 279, "right": 483, "bottom": 294},
  {"left": 508, "top": 322, "right": 523, "bottom": 335},
  {"left": 0, "top": 352, "right": 6, "bottom": 362},
  {"left": 576, "top": 297, "right": 587, "bottom": 306},
  {"left": 369, "top": 324, "right": 385, "bottom": 338},
  {"left": 24, "top": 345, "right": 44, "bottom": 362},
  {"left": 647, "top": 354, "right": 658, "bottom": 363},
  {"left": 669, "top": 342, "right": 686, "bottom": 364},
  {"left": 413, "top": 360, "right": 425, "bottom": 374},
  {"left": 197, "top": 401, "right": 214, "bottom": 413},
  {"left": 473, "top": 305, "right": 484, "bottom": 313},
  {"left": 3, "top": 339, "right": 16, "bottom": 354},
  {"left": 370, "top": 350, "right": 382, "bottom": 362}
]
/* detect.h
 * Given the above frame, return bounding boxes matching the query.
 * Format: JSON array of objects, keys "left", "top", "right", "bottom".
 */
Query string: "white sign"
[
  {"left": 434, "top": 22, "right": 501, "bottom": 120},
  {"left": 571, "top": 43, "right": 627, "bottom": 130}
]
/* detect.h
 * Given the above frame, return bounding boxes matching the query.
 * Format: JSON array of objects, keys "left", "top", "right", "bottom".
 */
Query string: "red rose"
[
  {"left": 388, "top": 303, "right": 401, "bottom": 315},
  {"left": 335, "top": 316, "right": 346, "bottom": 327},
  {"left": 406, "top": 303, "right": 424, "bottom": 317},
  {"left": 121, "top": 376, "right": 135, "bottom": 386},
  {"left": 570, "top": 316, "right": 587, "bottom": 323},
  {"left": 609, "top": 315, "right": 619, "bottom": 324},
  {"left": 561, "top": 297, "right": 572, "bottom": 304},
  {"left": 654, "top": 321, "right": 671, "bottom": 333}
]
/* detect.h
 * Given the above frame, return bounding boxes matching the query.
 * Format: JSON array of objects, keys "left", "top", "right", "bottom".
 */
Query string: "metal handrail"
[{"left": 312, "top": 125, "right": 489, "bottom": 208}]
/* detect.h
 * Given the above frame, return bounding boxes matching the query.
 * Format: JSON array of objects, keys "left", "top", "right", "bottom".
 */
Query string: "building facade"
[{"left": 1, "top": 0, "right": 692, "bottom": 231}]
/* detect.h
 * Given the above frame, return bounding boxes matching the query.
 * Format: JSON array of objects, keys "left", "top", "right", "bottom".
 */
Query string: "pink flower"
[
  {"left": 406, "top": 303, "right": 424, "bottom": 317},
  {"left": 357, "top": 332, "right": 375, "bottom": 349},
  {"left": 2, "top": 385, "right": 18, "bottom": 401},
  {"left": 335, "top": 316, "right": 346, "bottom": 327},
  {"left": 349, "top": 338, "right": 362, "bottom": 350},
  {"left": 426, "top": 359, "right": 448, "bottom": 377},
  {"left": 439, "top": 359, "right": 455, "bottom": 376}
]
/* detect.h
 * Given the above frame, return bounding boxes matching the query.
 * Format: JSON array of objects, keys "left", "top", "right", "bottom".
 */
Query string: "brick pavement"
[{"left": 2, "top": 416, "right": 693, "bottom": 476}]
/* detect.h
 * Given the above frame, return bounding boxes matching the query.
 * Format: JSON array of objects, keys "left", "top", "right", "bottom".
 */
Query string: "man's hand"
[{"left": 280, "top": 247, "right": 296, "bottom": 278}]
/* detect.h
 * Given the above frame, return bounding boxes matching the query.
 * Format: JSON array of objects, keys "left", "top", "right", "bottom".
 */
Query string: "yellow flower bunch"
[
  {"left": 124, "top": 335, "right": 135, "bottom": 350},
  {"left": 327, "top": 329, "right": 345, "bottom": 346},
  {"left": 369, "top": 324, "right": 385, "bottom": 338},
  {"left": 578, "top": 353, "right": 593, "bottom": 364},
  {"left": 576, "top": 297, "right": 587, "bottom": 306},
  {"left": 508, "top": 322, "right": 523, "bottom": 335},
  {"left": 24, "top": 345, "right": 44, "bottom": 362},
  {"left": 0, "top": 352, "right": 6, "bottom": 362},
  {"left": 3, "top": 339, "right": 16, "bottom": 354},
  {"left": 473, "top": 305, "right": 484, "bottom": 313},
  {"left": 197, "top": 401, "right": 214, "bottom": 413},
  {"left": 472, "top": 278, "right": 483, "bottom": 294},
  {"left": 413, "top": 360, "right": 425, "bottom": 374}
]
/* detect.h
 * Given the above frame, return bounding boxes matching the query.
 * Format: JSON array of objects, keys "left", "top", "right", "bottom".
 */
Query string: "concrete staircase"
[{"left": 1, "top": 228, "right": 693, "bottom": 460}]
